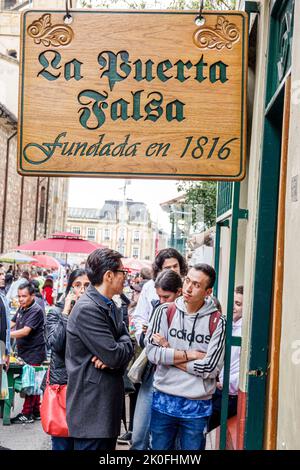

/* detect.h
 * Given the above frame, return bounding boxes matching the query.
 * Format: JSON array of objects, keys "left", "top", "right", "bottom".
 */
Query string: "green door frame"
[
  {"left": 214, "top": 181, "right": 248, "bottom": 449},
  {"left": 244, "top": 0, "right": 294, "bottom": 450},
  {"left": 214, "top": 0, "right": 294, "bottom": 450}
]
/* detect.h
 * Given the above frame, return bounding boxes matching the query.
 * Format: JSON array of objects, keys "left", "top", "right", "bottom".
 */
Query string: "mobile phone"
[{"left": 69, "top": 287, "right": 76, "bottom": 308}]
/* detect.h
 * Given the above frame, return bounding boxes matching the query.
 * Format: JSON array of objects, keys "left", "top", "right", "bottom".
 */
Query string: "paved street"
[
  {"left": 0, "top": 394, "right": 129, "bottom": 450},
  {"left": 0, "top": 394, "right": 51, "bottom": 450}
]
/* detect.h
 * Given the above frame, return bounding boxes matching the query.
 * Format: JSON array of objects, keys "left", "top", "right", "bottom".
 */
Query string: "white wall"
[
  {"left": 238, "top": 0, "right": 270, "bottom": 393},
  {"left": 32, "top": 0, "right": 66, "bottom": 8},
  {"left": 217, "top": 226, "right": 230, "bottom": 314},
  {"left": 0, "top": 11, "right": 20, "bottom": 56},
  {"left": 0, "top": 54, "right": 18, "bottom": 116}
]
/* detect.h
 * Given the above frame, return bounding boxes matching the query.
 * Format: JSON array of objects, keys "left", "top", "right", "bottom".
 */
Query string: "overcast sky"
[
  {"left": 70, "top": 0, "right": 197, "bottom": 232},
  {"left": 68, "top": 178, "right": 181, "bottom": 232}
]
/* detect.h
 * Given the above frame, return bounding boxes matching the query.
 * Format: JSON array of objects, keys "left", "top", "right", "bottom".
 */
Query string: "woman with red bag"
[{"left": 44, "top": 269, "right": 89, "bottom": 450}]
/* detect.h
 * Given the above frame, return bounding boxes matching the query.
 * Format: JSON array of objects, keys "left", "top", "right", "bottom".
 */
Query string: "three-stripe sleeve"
[
  {"left": 145, "top": 303, "right": 175, "bottom": 366},
  {"left": 186, "top": 315, "right": 226, "bottom": 378}
]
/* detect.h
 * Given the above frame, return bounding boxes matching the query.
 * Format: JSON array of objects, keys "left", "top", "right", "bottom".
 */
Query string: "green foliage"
[
  {"left": 177, "top": 181, "right": 217, "bottom": 229},
  {"left": 169, "top": 0, "right": 235, "bottom": 10},
  {"left": 79, "top": 0, "right": 236, "bottom": 10}
]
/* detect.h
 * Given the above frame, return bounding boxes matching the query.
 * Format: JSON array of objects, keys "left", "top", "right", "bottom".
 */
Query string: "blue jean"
[
  {"left": 51, "top": 436, "right": 75, "bottom": 451},
  {"left": 73, "top": 437, "right": 117, "bottom": 451},
  {"left": 150, "top": 409, "right": 208, "bottom": 450},
  {"left": 131, "top": 367, "right": 154, "bottom": 450}
]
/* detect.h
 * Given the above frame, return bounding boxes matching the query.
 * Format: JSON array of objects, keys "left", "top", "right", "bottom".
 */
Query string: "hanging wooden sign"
[{"left": 18, "top": 10, "right": 248, "bottom": 180}]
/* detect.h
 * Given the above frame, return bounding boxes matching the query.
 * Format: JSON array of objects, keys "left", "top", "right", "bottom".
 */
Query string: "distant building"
[{"left": 67, "top": 201, "right": 167, "bottom": 260}]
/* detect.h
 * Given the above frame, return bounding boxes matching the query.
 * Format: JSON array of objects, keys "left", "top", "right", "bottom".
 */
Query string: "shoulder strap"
[
  {"left": 209, "top": 310, "right": 221, "bottom": 337},
  {"left": 46, "top": 368, "right": 50, "bottom": 386},
  {"left": 166, "top": 303, "right": 177, "bottom": 327}
]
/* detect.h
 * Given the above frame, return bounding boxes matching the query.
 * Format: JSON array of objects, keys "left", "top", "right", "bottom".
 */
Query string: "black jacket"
[
  {"left": 46, "top": 300, "right": 68, "bottom": 386},
  {"left": 65, "top": 285, "right": 134, "bottom": 439}
]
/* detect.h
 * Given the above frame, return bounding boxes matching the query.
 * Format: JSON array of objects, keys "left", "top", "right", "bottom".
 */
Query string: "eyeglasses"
[{"left": 115, "top": 269, "right": 129, "bottom": 278}]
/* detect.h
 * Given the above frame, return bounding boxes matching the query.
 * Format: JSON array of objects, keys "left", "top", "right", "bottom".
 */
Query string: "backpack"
[{"left": 166, "top": 303, "right": 221, "bottom": 338}]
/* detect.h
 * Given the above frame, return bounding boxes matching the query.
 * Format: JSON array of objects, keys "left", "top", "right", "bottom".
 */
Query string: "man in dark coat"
[{"left": 65, "top": 248, "right": 134, "bottom": 451}]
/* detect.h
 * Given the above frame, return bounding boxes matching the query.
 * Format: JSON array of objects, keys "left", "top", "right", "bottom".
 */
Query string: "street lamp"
[
  {"left": 118, "top": 179, "right": 131, "bottom": 256},
  {"left": 170, "top": 204, "right": 193, "bottom": 255},
  {"left": 177, "top": 217, "right": 187, "bottom": 255}
]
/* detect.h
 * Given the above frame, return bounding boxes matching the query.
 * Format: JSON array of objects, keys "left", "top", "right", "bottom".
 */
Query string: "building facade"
[
  {"left": 214, "top": 0, "right": 300, "bottom": 450},
  {"left": 67, "top": 201, "right": 167, "bottom": 260},
  {"left": 0, "top": 0, "right": 69, "bottom": 253}
]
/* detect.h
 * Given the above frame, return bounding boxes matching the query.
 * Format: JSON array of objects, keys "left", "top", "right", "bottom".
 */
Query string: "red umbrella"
[
  {"left": 122, "top": 258, "right": 152, "bottom": 272},
  {"left": 30, "top": 254, "right": 61, "bottom": 270},
  {"left": 16, "top": 232, "right": 106, "bottom": 255}
]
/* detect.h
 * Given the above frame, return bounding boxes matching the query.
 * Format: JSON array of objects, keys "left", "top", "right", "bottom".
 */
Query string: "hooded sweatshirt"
[{"left": 146, "top": 296, "right": 226, "bottom": 400}]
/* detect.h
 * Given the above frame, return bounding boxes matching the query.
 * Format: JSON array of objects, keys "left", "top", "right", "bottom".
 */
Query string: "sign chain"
[
  {"left": 195, "top": 0, "right": 205, "bottom": 25},
  {"left": 64, "top": 0, "right": 73, "bottom": 23}
]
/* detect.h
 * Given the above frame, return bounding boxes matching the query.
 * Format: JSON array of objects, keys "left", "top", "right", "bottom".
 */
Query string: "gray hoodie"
[{"left": 146, "top": 296, "right": 226, "bottom": 400}]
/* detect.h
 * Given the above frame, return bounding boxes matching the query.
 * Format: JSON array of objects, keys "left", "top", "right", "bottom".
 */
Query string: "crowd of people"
[{"left": 0, "top": 247, "right": 244, "bottom": 451}]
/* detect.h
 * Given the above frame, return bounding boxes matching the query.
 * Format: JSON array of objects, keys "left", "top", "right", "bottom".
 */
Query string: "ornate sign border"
[{"left": 18, "top": 10, "right": 248, "bottom": 180}]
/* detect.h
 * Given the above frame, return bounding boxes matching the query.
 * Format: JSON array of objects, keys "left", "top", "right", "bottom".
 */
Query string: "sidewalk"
[
  {"left": 0, "top": 394, "right": 130, "bottom": 450},
  {"left": 0, "top": 394, "right": 51, "bottom": 450}
]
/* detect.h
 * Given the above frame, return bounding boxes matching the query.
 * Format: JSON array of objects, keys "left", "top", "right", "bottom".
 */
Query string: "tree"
[
  {"left": 78, "top": 0, "right": 236, "bottom": 9},
  {"left": 169, "top": 0, "right": 236, "bottom": 10},
  {"left": 176, "top": 181, "right": 217, "bottom": 229}
]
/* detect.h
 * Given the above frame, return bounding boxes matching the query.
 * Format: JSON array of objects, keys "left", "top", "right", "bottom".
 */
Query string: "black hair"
[
  {"left": 235, "top": 285, "right": 244, "bottom": 295},
  {"left": 192, "top": 263, "right": 216, "bottom": 289},
  {"left": 5, "top": 273, "right": 13, "bottom": 283},
  {"left": 21, "top": 271, "right": 30, "bottom": 280},
  {"left": 154, "top": 269, "right": 183, "bottom": 293},
  {"left": 65, "top": 268, "right": 87, "bottom": 296},
  {"left": 86, "top": 248, "right": 122, "bottom": 286},
  {"left": 43, "top": 278, "right": 53, "bottom": 289},
  {"left": 18, "top": 281, "right": 35, "bottom": 295},
  {"left": 31, "top": 279, "right": 40, "bottom": 290},
  {"left": 31, "top": 279, "right": 43, "bottom": 298},
  {"left": 152, "top": 248, "right": 188, "bottom": 280},
  {"left": 140, "top": 267, "right": 152, "bottom": 280}
]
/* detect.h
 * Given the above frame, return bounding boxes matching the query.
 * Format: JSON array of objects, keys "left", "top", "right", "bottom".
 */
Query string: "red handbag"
[{"left": 40, "top": 369, "right": 69, "bottom": 437}]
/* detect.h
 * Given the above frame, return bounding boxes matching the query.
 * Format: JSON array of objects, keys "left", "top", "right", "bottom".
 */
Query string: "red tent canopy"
[
  {"left": 30, "top": 254, "right": 61, "bottom": 270},
  {"left": 16, "top": 232, "right": 106, "bottom": 254},
  {"left": 122, "top": 258, "right": 152, "bottom": 272}
]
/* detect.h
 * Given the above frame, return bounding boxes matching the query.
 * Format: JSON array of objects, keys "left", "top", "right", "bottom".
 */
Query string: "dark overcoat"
[{"left": 65, "top": 285, "right": 133, "bottom": 438}]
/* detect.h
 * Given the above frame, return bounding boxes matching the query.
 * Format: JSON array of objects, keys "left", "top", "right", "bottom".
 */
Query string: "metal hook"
[
  {"left": 64, "top": 0, "right": 73, "bottom": 23},
  {"left": 195, "top": 0, "right": 205, "bottom": 26}
]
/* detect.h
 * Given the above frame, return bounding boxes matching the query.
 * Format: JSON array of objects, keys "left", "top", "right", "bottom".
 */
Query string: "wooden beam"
[{"left": 264, "top": 74, "right": 291, "bottom": 449}]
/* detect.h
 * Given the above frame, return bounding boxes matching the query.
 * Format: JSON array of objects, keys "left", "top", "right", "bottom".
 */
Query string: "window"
[
  {"left": 87, "top": 227, "right": 96, "bottom": 241},
  {"left": 38, "top": 186, "right": 46, "bottom": 224},
  {"left": 133, "top": 231, "right": 140, "bottom": 242},
  {"left": 132, "top": 247, "right": 139, "bottom": 258},
  {"left": 119, "top": 228, "right": 126, "bottom": 242},
  {"left": 4, "top": 0, "right": 17, "bottom": 9},
  {"left": 72, "top": 226, "right": 81, "bottom": 235},
  {"left": 7, "top": 49, "right": 17, "bottom": 59},
  {"left": 104, "top": 210, "right": 111, "bottom": 220},
  {"left": 104, "top": 228, "right": 110, "bottom": 240},
  {"left": 3, "top": 0, "right": 28, "bottom": 9}
]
